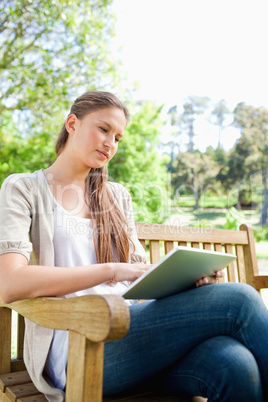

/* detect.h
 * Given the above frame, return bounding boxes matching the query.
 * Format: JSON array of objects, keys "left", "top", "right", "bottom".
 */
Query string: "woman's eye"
[
  {"left": 115, "top": 137, "right": 120, "bottom": 143},
  {"left": 99, "top": 126, "right": 108, "bottom": 133}
]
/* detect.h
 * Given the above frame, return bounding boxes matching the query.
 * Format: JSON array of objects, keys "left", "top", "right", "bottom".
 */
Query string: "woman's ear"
[{"left": 65, "top": 114, "right": 77, "bottom": 135}]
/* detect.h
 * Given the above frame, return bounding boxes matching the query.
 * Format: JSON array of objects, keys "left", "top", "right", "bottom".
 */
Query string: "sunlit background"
[{"left": 112, "top": 0, "right": 268, "bottom": 150}]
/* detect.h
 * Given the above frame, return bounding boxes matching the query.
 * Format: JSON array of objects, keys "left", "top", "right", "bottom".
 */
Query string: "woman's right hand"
[
  {"left": 110, "top": 263, "right": 151, "bottom": 283},
  {"left": 0, "top": 253, "right": 150, "bottom": 303}
]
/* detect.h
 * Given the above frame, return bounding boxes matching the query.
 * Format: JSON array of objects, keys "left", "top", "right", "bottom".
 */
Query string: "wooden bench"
[{"left": 1, "top": 222, "right": 268, "bottom": 402}]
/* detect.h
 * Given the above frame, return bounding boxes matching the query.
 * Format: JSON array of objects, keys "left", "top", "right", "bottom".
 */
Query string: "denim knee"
[
  {"left": 207, "top": 337, "right": 263, "bottom": 402},
  {"left": 218, "top": 282, "right": 260, "bottom": 303},
  {"left": 161, "top": 336, "right": 263, "bottom": 402},
  {"left": 216, "top": 282, "right": 266, "bottom": 316}
]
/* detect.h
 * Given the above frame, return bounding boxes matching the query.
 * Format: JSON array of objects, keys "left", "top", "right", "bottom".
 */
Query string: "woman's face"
[{"left": 66, "top": 107, "right": 126, "bottom": 170}]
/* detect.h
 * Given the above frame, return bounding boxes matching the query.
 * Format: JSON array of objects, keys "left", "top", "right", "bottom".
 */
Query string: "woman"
[{"left": 0, "top": 91, "right": 268, "bottom": 402}]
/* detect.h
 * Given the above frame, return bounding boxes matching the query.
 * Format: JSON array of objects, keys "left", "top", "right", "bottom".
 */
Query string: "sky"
[{"left": 112, "top": 0, "right": 268, "bottom": 151}]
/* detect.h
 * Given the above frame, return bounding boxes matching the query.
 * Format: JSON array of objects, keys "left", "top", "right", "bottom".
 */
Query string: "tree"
[
  {"left": 222, "top": 137, "right": 253, "bottom": 209},
  {"left": 210, "top": 99, "right": 230, "bottom": 148},
  {"left": 108, "top": 101, "right": 169, "bottom": 223},
  {"left": 171, "top": 151, "right": 219, "bottom": 209},
  {"left": 168, "top": 96, "right": 210, "bottom": 153},
  {"left": 206, "top": 145, "right": 228, "bottom": 167},
  {"left": 0, "top": 0, "right": 125, "bottom": 182},
  {"left": 0, "top": 110, "right": 57, "bottom": 184},
  {"left": 0, "top": 0, "right": 120, "bottom": 123},
  {"left": 205, "top": 145, "right": 229, "bottom": 196},
  {"left": 233, "top": 103, "right": 268, "bottom": 222},
  {"left": 160, "top": 140, "right": 179, "bottom": 173}
]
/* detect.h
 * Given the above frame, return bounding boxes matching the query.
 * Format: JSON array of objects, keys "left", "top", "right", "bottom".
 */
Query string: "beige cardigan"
[{"left": 0, "top": 169, "right": 146, "bottom": 401}]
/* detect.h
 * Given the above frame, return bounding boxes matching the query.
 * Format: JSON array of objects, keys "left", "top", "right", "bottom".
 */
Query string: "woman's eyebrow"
[{"left": 99, "top": 120, "right": 111, "bottom": 128}]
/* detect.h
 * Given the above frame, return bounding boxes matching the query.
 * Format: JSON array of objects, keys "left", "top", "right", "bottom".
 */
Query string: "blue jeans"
[{"left": 103, "top": 283, "right": 268, "bottom": 401}]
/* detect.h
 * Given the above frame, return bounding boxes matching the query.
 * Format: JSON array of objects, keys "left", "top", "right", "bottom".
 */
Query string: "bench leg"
[
  {"left": 66, "top": 331, "right": 104, "bottom": 402},
  {"left": 0, "top": 308, "right": 12, "bottom": 374}
]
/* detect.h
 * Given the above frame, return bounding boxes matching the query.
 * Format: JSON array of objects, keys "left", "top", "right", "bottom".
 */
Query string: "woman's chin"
[{"left": 86, "top": 161, "right": 107, "bottom": 170}]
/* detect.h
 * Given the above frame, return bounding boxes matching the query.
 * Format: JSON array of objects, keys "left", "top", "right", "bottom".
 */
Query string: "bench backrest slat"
[
  {"left": 224, "top": 244, "right": 236, "bottom": 282},
  {"left": 214, "top": 243, "right": 223, "bottom": 252},
  {"left": 203, "top": 243, "right": 212, "bottom": 251},
  {"left": 178, "top": 241, "right": 187, "bottom": 247},
  {"left": 149, "top": 240, "right": 160, "bottom": 264},
  {"left": 235, "top": 245, "right": 247, "bottom": 283},
  {"left": 164, "top": 241, "right": 174, "bottom": 254}
]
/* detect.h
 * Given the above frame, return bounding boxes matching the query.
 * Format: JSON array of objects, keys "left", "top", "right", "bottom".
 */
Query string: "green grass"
[
  {"left": 199, "top": 195, "right": 237, "bottom": 209},
  {"left": 175, "top": 196, "right": 196, "bottom": 207},
  {"left": 255, "top": 242, "right": 268, "bottom": 259},
  {"left": 176, "top": 195, "right": 237, "bottom": 209}
]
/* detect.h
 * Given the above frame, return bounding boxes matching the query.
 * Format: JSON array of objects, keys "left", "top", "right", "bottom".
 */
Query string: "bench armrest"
[{"left": 0, "top": 294, "right": 130, "bottom": 342}]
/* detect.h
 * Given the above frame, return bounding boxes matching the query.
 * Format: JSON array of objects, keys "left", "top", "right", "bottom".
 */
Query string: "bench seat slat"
[
  {"left": 0, "top": 371, "right": 31, "bottom": 392},
  {"left": 17, "top": 395, "right": 47, "bottom": 402},
  {"left": 6, "top": 382, "right": 40, "bottom": 402}
]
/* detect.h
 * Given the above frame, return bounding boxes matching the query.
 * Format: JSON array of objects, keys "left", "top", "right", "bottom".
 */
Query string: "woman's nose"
[{"left": 104, "top": 135, "right": 116, "bottom": 149}]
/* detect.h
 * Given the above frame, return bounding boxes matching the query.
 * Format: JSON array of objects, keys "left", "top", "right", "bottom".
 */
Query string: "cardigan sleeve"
[{"left": 0, "top": 174, "right": 33, "bottom": 261}]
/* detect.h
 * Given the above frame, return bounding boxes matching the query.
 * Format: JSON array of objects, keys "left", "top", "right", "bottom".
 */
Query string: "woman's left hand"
[{"left": 195, "top": 270, "right": 224, "bottom": 288}]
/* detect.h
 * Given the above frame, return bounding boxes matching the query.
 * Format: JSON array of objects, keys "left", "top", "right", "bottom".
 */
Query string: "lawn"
[
  {"left": 166, "top": 197, "right": 268, "bottom": 268},
  {"left": 176, "top": 195, "right": 238, "bottom": 209}
]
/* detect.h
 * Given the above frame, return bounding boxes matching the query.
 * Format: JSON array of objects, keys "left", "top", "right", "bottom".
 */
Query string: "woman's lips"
[{"left": 96, "top": 150, "right": 108, "bottom": 159}]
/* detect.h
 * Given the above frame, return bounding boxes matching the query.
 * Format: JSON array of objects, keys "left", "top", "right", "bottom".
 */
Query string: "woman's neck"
[{"left": 45, "top": 154, "right": 90, "bottom": 186}]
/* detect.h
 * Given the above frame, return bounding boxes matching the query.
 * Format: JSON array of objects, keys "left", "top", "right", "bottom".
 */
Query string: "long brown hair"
[{"left": 55, "top": 91, "right": 133, "bottom": 263}]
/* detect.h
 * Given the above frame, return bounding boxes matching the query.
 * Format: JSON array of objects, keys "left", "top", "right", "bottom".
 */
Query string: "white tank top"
[
  {"left": 44, "top": 189, "right": 135, "bottom": 390},
  {"left": 53, "top": 197, "right": 131, "bottom": 299}
]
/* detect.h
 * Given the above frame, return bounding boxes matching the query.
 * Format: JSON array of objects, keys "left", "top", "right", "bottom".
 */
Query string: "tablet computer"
[{"left": 122, "top": 246, "right": 236, "bottom": 300}]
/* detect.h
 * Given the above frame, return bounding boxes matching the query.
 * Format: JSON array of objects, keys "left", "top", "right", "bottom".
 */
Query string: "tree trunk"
[
  {"left": 260, "top": 166, "right": 268, "bottom": 224},
  {"left": 193, "top": 185, "right": 199, "bottom": 210},
  {"left": 218, "top": 125, "right": 222, "bottom": 148},
  {"left": 236, "top": 182, "right": 241, "bottom": 210},
  {"left": 188, "top": 121, "right": 195, "bottom": 153}
]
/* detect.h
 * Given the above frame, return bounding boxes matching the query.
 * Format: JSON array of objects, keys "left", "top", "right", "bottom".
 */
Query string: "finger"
[
  {"left": 196, "top": 277, "right": 210, "bottom": 287},
  {"left": 196, "top": 276, "right": 217, "bottom": 287},
  {"left": 203, "top": 277, "right": 214, "bottom": 285}
]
